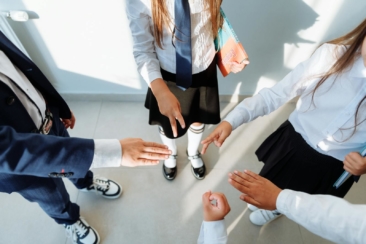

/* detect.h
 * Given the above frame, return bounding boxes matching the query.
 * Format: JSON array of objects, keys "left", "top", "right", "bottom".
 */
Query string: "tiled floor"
[{"left": 1, "top": 101, "right": 365, "bottom": 244}]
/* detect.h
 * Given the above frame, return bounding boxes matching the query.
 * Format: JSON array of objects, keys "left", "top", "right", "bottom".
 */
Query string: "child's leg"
[
  {"left": 159, "top": 126, "right": 177, "bottom": 168},
  {"left": 187, "top": 123, "right": 205, "bottom": 168}
]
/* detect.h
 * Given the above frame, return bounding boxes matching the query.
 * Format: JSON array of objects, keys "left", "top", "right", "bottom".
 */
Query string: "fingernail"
[
  {"left": 234, "top": 170, "right": 238, "bottom": 174},
  {"left": 228, "top": 173, "right": 232, "bottom": 177},
  {"left": 240, "top": 196, "right": 244, "bottom": 200}
]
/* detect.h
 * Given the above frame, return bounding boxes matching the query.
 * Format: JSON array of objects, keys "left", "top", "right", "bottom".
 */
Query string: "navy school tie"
[{"left": 175, "top": 0, "right": 192, "bottom": 90}]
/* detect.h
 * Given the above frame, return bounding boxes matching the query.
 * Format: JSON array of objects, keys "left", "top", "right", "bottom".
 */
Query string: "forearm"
[
  {"left": 277, "top": 189, "right": 366, "bottom": 244},
  {"left": 126, "top": 4, "right": 162, "bottom": 85},
  {"left": 0, "top": 125, "right": 94, "bottom": 178},
  {"left": 224, "top": 93, "right": 269, "bottom": 130}
]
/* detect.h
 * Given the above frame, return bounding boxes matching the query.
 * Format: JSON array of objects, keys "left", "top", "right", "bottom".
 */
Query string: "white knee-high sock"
[
  {"left": 159, "top": 127, "right": 177, "bottom": 168},
  {"left": 187, "top": 124, "right": 205, "bottom": 168}
]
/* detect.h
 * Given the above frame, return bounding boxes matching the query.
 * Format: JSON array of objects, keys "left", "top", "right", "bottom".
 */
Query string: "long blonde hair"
[
  {"left": 312, "top": 19, "right": 366, "bottom": 139},
  {"left": 151, "top": 0, "right": 223, "bottom": 49}
]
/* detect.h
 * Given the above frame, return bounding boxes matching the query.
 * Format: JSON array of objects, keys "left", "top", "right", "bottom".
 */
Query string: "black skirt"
[
  {"left": 256, "top": 120, "right": 354, "bottom": 198},
  {"left": 145, "top": 58, "right": 221, "bottom": 139}
]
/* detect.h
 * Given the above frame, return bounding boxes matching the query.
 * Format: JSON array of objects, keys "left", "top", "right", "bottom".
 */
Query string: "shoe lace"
[
  {"left": 65, "top": 219, "right": 88, "bottom": 242},
  {"left": 90, "top": 176, "right": 110, "bottom": 193}
]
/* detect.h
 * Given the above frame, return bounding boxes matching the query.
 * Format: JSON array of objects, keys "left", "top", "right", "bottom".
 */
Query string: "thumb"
[{"left": 202, "top": 191, "right": 212, "bottom": 207}]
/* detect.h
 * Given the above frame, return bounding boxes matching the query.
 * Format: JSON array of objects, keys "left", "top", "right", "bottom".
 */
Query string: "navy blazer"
[{"left": 0, "top": 31, "right": 94, "bottom": 179}]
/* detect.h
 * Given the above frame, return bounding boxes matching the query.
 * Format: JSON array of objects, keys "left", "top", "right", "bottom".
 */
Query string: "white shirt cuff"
[
  {"left": 202, "top": 219, "right": 227, "bottom": 242},
  {"left": 143, "top": 70, "right": 163, "bottom": 85},
  {"left": 90, "top": 139, "right": 121, "bottom": 169},
  {"left": 276, "top": 189, "right": 292, "bottom": 215}
]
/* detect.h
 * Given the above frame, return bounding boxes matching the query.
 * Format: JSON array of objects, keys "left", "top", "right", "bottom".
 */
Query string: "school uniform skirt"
[
  {"left": 256, "top": 120, "right": 354, "bottom": 198},
  {"left": 145, "top": 58, "right": 221, "bottom": 139}
]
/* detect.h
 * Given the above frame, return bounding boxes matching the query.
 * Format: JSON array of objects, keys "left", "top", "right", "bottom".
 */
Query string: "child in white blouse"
[
  {"left": 202, "top": 19, "right": 366, "bottom": 225},
  {"left": 126, "top": 0, "right": 248, "bottom": 181}
]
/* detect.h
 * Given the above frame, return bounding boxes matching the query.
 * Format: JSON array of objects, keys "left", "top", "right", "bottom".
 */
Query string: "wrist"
[
  {"left": 150, "top": 78, "right": 170, "bottom": 98},
  {"left": 222, "top": 121, "right": 233, "bottom": 130}
]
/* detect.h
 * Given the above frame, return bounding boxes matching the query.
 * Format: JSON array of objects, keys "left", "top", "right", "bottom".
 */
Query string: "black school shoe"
[
  {"left": 162, "top": 155, "right": 177, "bottom": 181},
  {"left": 187, "top": 151, "right": 206, "bottom": 180}
]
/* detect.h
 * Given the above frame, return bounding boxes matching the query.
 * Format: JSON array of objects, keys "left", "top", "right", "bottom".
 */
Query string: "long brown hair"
[
  {"left": 151, "top": 0, "right": 223, "bottom": 49},
  {"left": 311, "top": 19, "right": 366, "bottom": 140}
]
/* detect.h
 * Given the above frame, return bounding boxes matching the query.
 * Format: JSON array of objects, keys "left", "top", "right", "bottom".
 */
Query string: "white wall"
[{"left": 1, "top": 0, "right": 365, "bottom": 98}]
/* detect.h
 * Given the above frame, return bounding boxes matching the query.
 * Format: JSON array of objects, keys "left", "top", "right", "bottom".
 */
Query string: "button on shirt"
[
  {"left": 0, "top": 51, "right": 121, "bottom": 169},
  {"left": 126, "top": 0, "right": 216, "bottom": 84},
  {"left": 225, "top": 44, "right": 366, "bottom": 161}
]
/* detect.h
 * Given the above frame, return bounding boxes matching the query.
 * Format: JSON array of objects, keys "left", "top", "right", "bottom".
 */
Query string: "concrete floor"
[{"left": 1, "top": 101, "right": 365, "bottom": 244}]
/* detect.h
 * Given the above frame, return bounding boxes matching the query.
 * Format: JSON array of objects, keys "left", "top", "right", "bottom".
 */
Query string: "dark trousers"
[{"left": 0, "top": 107, "right": 93, "bottom": 225}]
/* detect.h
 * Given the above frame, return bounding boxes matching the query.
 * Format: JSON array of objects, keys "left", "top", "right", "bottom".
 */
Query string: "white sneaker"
[
  {"left": 247, "top": 203, "right": 259, "bottom": 212},
  {"left": 64, "top": 217, "right": 100, "bottom": 244},
  {"left": 80, "top": 176, "right": 122, "bottom": 199},
  {"left": 249, "top": 209, "right": 282, "bottom": 226}
]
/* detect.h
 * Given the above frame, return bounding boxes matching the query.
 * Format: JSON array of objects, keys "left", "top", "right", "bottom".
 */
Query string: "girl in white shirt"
[
  {"left": 202, "top": 19, "right": 366, "bottom": 225},
  {"left": 126, "top": 0, "right": 247, "bottom": 181}
]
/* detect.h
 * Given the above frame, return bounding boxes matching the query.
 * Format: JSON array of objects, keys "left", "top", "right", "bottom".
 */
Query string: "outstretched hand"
[
  {"left": 119, "top": 138, "right": 171, "bottom": 167},
  {"left": 201, "top": 121, "right": 232, "bottom": 154},
  {"left": 202, "top": 191, "right": 231, "bottom": 222},
  {"left": 228, "top": 170, "right": 282, "bottom": 210}
]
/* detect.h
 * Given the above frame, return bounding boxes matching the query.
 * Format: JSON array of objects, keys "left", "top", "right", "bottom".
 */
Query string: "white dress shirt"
[
  {"left": 126, "top": 0, "right": 216, "bottom": 84},
  {"left": 197, "top": 219, "right": 227, "bottom": 244},
  {"left": 0, "top": 50, "right": 121, "bottom": 169},
  {"left": 0, "top": 50, "right": 46, "bottom": 129},
  {"left": 199, "top": 190, "right": 366, "bottom": 244},
  {"left": 277, "top": 189, "right": 366, "bottom": 244},
  {"left": 225, "top": 44, "right": 366, "bottom": 161}
]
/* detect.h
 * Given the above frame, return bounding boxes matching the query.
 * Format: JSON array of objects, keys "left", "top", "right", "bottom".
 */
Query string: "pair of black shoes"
[{"left": 162, "top": 152, "right": 206, "bottom": 180}]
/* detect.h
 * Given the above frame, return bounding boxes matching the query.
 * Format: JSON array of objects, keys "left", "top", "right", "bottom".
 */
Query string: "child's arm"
[
  {"left": 126, "top": 2, "right": 185, "bottom": 137},
  {"left": 201, "top": 44, "right": 332, "bottom": 152},
  {"left": 126, "top": 1, "right": 162, "bottom": 86}
]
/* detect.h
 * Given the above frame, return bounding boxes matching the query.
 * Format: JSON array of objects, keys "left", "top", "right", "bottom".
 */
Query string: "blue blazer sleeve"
[{"left": 0, "top": 125, "right": 94, "bottom": 178}]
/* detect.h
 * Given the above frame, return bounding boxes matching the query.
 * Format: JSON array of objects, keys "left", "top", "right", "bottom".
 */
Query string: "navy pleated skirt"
[
  {"left": 256, "top": 120, "right": 354, "bottom": 198},
  {"left": 145, "top": 58, "right": 221, "bottom": 139}
]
